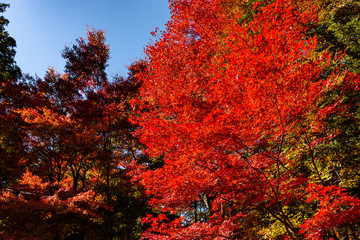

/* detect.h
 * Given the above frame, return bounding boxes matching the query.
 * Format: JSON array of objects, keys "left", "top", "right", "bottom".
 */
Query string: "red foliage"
[
  {"left": 133, "top": 0, "right": 359, "bottom": 238},
  {"left": 0, "top": 170, "right": 110, "bottom": 239},
  {"left": 300, "top": 184, "right": 360, "bottom": 239},
  {"left": 1, "top": 28, "right": 145, "bottom": 239}
]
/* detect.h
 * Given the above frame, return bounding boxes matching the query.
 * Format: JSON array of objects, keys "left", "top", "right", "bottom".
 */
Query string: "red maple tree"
[{"left": 134, "top": 0, "right": 360, "bottom": 239}]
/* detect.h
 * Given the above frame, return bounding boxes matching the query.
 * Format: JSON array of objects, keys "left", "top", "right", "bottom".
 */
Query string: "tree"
[
  {"left": 0, "top": 3, "right": 25, "bottom": 189},
  {"left": 134, "top": 0, "right": 360, "bottom": 239},
  {"left": 291, "top": 1, "right": 360, "bottom": 238},
  {"left": 311, "top": 0, "right": 360, "bottom": 73},
  {"left": 0, "top": 3, "right": 20, "bottom": 82},
  {"left": 1, "top": 28, "right": 149, "bottom": 239}
]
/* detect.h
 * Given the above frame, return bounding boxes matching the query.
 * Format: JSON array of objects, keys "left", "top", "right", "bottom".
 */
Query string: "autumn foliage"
[
  {"left": 1, "top": 27, "right": 148, "bottom": 239},
  {"left": 2, "top": 0, "right": 360, "bottom": 239},
  {"left": 133, "top": 0, "right": 360, "bottom": 239}
]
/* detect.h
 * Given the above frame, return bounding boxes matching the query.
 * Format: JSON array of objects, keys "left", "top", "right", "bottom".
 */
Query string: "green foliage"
[
  {"left": 0, "top": 3, "right": 25, "bottom": 189},
  {"left": 0, "top": 3, "right": 20, "bottom": 82},
  {"left": 314, "top": 0, "right": 360, "bottom": 73}
]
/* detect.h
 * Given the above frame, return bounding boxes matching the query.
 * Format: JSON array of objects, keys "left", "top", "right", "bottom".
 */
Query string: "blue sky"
[{"left": 2, "top": 0, "right": 170, "bottom": 78}]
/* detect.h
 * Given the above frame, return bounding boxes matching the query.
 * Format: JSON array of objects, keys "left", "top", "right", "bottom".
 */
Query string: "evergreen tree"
[
  {"left": 0, "top": 3, "right": 25, "bottom": 189},
  {"left": 0, "top": 3, "right": 20, "bottom": 82}
]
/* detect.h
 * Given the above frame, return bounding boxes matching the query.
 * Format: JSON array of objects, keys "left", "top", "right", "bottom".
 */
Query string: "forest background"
[{"left": 1, "top": 0, "right": 360, "bottom": 239}]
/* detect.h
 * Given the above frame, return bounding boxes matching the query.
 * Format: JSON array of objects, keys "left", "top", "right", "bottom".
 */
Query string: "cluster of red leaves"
[
  {"left": 300, "top": 184, "right": 360, "bottom": 239},
  {"left": 0, "top": 170, "right": 111, "bottom": 238},
  {"left": 1, "top": 170, "right": 110, "bottom": 217}
]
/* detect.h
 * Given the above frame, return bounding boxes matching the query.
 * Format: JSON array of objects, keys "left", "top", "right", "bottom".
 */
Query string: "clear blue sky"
[{"left": 2, "top": 0, "right": 170, "bottom": 78}]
